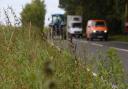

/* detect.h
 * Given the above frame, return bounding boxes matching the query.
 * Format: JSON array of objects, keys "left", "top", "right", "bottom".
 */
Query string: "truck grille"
[
  {"left": 75, "top": 31, "right": 81, "bottom": 34},
  {"left": 96, "top": 31, "right": 104, "bottom": 34}
]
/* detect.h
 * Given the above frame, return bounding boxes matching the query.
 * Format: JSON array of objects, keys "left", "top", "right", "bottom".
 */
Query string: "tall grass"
[{"left": 0, "top": 26, "right": 127, "bottom": 89}]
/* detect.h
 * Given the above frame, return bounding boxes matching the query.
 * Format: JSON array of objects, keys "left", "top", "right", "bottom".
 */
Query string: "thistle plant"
[
  {"left": 3, "top": 8, "right": 11, "bottom": 26},
  {"left": 8, "top": 6, "right": 21, "bottom": 27}
]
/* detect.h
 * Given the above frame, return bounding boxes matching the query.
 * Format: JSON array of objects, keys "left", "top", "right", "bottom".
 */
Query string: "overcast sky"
[
  {"left": 0, "top": 0, "right": 64, "bottom": 26},
  {"left": 45, "top": 0, "right": 64, "bottom": 26}
]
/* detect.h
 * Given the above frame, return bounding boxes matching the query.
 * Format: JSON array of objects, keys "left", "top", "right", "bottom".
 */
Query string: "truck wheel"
[
  {"left": 75, "top": 35, "right": 79, "bottom": 38},
  {"left": 104, "top": 37, "right": 108, "bottom": 41},
  {"left": 100, "top": 38, "right": 103, "bottom": 41},
  {"left": 77, "top": 35, "right": 81, "bottom": 39},
  {"left": 90, "top": 37, "right": 93, "bottom": 41},
  {"left": 78, "top": 35, "right": 80, "bottom": 39},
  {"left": 68, "top": 33, "right": 72, "bottom": 38},
  {"left": 87, "top": 38, "right": 89, "bottom": 41},
  {"left": 80, "top": 34, "right": 83, "bottom": 39},
  {"left": 62, "top": 33, "right": 66, "bottom": 40},
  {"left": 89, "top": 35, "right": 93, "bottom": 41}
]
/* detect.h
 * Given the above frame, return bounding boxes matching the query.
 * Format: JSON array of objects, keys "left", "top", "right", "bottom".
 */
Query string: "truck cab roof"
[
  {"left": 89, "top": 19, "right": 106, "bottom": 22},
  {"left": 52, "top": 14, "right": 64, "bottom": 16}
]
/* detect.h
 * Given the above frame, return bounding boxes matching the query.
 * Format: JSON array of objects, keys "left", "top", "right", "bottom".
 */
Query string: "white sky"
[
  {"left": 0, "top": 0, "right": 31, "bottom": 25},
  {"left": 0, "top": 0, "right": 65, "bottom": 26},
  {"left": 44, "top": 0, "right": 65, "bottom": 26}
]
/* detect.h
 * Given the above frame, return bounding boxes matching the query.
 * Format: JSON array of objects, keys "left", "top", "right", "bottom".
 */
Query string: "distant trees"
[
  {"left": 125, "top": 0, "right": 128, "bottom": 21},
  {"left": 21, "top": 0, "right": 45, "bottom": 29},
  {"left": 59, "top": 0, "right": 126, "bottom": 34}
]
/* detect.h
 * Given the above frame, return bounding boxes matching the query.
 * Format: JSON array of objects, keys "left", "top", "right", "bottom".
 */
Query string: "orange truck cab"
[{"left": 86, "top": 19, "right": 108, "bottom": 41}]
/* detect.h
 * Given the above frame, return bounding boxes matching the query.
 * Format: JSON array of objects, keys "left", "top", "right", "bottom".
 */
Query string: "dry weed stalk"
[
  {"left": 3, "top": 8, "right": 11, "bottom": 26},
  {"left": 29, "top": 21, "right": 31, "bottom": 41},
  {"left": 66, "top": 37, "right": 83, "bottom": 88},
  {"left": 68, "top": 37, "right": 77, "bottom": 60},
  {"left": 0, "top": 10, "right": 2, "bottom": 25},
  {"left": 3, "top": 7, "right": 20, "bottom": 51},
  {"left": 8, "top": 6, "right": 21, "bottom": 27},
  {"left": 2, "top": 27, "right": 7, "bottom": 44}
]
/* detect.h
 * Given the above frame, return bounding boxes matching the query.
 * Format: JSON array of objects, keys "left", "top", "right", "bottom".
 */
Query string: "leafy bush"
[{"left": 21, "top": 0, "right": 45, "bottom": 29}]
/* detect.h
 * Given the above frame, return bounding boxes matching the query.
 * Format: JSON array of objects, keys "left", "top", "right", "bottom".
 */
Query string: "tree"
[
  {"left": 21, "top": 0, "right": 45, "bottom": 29},
  {"left": 59, "top": 0, "right": 83, "bottom": 15},
  {"left": 125, "top": 0, "right": 128, "bottom": 21}
]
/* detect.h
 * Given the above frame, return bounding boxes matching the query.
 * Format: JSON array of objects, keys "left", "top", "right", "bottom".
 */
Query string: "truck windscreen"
[
  {"left": 52, "top": 15, "right": 64, "bottom": 24},
  {"left": 72, "top": 23, "right": 82, "bottom": 28},
  {"left": 95, "top": 22, "right": 105, "bottom": 27}
]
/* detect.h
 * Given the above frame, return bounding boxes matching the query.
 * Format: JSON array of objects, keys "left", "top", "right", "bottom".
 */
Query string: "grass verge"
[
  {"left": 110, "top": 34, "right": 128, "bottom": 42},
  {"left": 0, "top": 26, "right": 127, "bottom": 89}
]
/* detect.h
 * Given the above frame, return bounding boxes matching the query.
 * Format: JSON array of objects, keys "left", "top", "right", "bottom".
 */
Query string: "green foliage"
[
  {"left": 111, "top": 34, "right": 128, "bottom": 42},
  {"left": 21, "top": 0, "right": 46, "bottom": 29},
  {"left": 59, "top": 0, "right": 83, "bottom": 15}
]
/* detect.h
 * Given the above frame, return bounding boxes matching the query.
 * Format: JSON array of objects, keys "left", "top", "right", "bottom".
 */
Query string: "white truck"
[{"left": 67, "top": 15, "right": 82, "bottom": 38}]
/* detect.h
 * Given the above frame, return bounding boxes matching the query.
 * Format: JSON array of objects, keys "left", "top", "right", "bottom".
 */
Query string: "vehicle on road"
[
  {"left": 67, "top": 15, "right": 82, "bottom": 38},
  {"left": 86, "top": 19, "right": 108, "bottom": 41},
  {"left": 49, "top": 14, "right": 83, "bottom": 39},
  {"left": 49, "top": 14, "right": 66, "bottom": 39}
]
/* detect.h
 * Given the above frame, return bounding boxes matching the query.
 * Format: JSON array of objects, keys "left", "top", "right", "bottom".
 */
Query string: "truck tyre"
[
  {"left": 100, "top": 38, "right": 103, "bottom": 41},
  {"left": 89, "top": 34, "right": 93, "bottom": 41},
  {"left": 87, "top": 37, "right": 89, "bottom": 41},
  {"left": 64, "top": 33, "right": 67, "bottom": 40},
  {"left": 68, "top": 33, "right": 71, "bottom": 39},
  {"left": 90, "top": 37, "right": 93, "bottom": 41},
  {"left": 104, "top": 37, "right": 108, "bottom": 41}
]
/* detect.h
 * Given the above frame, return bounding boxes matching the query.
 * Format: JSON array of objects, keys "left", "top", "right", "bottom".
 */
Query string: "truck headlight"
[
  {"left": 104, "top": 30, "right": 107, "bottom": 33},
  {"left": 93, "top": 30, "right": 96, "bottom": 33}
]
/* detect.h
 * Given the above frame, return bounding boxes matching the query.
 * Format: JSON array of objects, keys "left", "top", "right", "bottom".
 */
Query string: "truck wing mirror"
[
  {"left": 63, "top": 23, "right": 66, "bottom": 26},
  {"left": 49, "top": 23, "right": 53, "bottom": 27},
  {"left": 48, "top": 18, "right": 50, "bottom": 21},
  {"left": 88, "top": 26, "right": 91, "bottom": 28}
]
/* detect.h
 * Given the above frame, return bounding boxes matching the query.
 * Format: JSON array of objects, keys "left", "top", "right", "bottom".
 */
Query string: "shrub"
[{"left": 21, "top": 0, "right": 46, "bottom": 29}]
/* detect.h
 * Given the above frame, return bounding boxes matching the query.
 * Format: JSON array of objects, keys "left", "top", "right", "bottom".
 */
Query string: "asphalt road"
[
  {"left": 73, "top": 39, "right": 128, "bottom": 73},
  {"left": 53, "top": 38, "right": 128, "bottom": 75}
]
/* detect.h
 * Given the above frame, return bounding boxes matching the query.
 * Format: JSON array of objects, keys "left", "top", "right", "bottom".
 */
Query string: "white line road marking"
[
  {"left": 74, "top": 39, "right": 88, "bottom": 44},
  {"left": 91, "top": 43, "right": 103, "bottom": 47},
  {"left": 80, "top": 40, "right": 128, "bottom": 52},
  {"left": 90, "top": 42, "right": 128, "bottom": 52},
  {"left": 112, "top": 41, "right": 128, "bottom": 44},
  {"left": 75, "top": 39, "right": 128, "bottom": 53},
  {"left": 110, "top": 47, "right": 128, "bottom": 52},
  {"left": 80, "top": 40, "right": 88, "bottom": 43}
]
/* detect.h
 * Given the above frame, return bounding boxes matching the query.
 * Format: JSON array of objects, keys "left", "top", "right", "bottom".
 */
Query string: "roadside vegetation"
[
  {"left": 111, "top": 34, "right": 128, "bottom": 42},
  {"left": 0, "top": 25, "right": 127, "bottom": 89}
]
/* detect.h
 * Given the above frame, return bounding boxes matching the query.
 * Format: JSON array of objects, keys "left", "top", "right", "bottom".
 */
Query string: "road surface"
[
  {"left": 53, "top": 38, "right": 128, "bottom": 75},
  {"left": 74, "top": 39, "right": 128, "bottom": 72}
]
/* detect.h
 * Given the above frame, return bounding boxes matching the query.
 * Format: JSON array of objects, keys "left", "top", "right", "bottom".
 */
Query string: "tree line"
[{"left": 59, "top": 0, "right": 128, "bottom": 34}]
